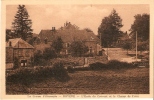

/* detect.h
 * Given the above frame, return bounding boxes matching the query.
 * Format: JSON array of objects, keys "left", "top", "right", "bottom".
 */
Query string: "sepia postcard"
[{"left": 1, "top": 0, "right": 154, "bottom": 99}]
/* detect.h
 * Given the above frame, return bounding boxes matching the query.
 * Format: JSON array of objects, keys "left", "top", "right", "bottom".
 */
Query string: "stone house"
[
  {"left": 114, "top": 32, "right": 130, "bottom": 47},
  {"left": 6, "top": 38, "right": 34, "bottom": 69},
  {"left": 38, "top": 22, "right": 102, "bottom": 56}
]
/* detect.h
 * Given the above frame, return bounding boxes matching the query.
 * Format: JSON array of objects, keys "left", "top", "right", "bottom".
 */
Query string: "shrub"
[
  {"left": 74, "top": 67, "right": 90, "bottom": 71},
  {"left": 52, "top": 62, "right": 70, "bottom": 82},
  {"left": 7, "top": 63, "right": 70, "bottom": 85},
  {"left": 89, "top": 62, "right": 106, "bottom": 70},
  {"left": 106, "top": 60, "right": 134, "bottom": 70},
  {"left": 89, "top": 60, "right": 135, "bottom": 71},
  {"left": 69, "top": 41, "right": 89, "bottom": 57},
  {"left": 6, "top": 68, "right": 35, "bottom": 85},
  {"left": 34, "top": 50, "right": 44, "bottom": 66},
  {"left": 43, "top": 48, "right": 57, "bottom": 60},
  {"left": 67, "top": 66, "right": 75, "bottom": 73},
  {"left": 34, "top": 67, "right": 53, "bottom": 78}
]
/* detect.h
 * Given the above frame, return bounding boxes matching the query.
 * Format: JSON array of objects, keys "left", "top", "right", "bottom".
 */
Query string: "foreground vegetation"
[{"left": 6, "top": 60, "right": 149, "bottom": 94}]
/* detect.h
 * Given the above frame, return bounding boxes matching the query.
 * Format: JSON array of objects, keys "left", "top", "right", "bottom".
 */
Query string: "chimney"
[
  {"left": 52, "top": 27, "right": 56, "bottom": 31},
  {"left": 66, "top": 21, "right": 68, "bottom": 26}
]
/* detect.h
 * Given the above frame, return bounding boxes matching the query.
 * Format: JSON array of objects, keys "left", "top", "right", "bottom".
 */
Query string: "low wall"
[{"left": 50, "top": 55, "right": 108, "bottom": 66}]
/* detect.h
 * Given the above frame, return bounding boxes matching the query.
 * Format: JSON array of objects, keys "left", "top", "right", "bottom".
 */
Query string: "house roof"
[
  {"left": 39, "top": 23, "right": 100, "bottom": 44},
  {"left": 118, "top": 33, "right": 129, "bottom": 40},
  {"left": 39, "top": 29, "right": 100, "bottom": 43},
  {"left": 6, "top": 38, "right": 34, "bottom": 49}
]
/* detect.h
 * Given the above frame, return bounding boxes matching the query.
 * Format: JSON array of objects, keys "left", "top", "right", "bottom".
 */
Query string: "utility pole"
[
  {"left": 100, "top": 32, "right": 102, "bottom": 47},
  {"left": 136, "top": 31, "right": 137, "bottom": 61}
]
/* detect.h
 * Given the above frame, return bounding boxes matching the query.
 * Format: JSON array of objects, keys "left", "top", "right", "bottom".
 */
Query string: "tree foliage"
[
  {"left": 130, "top": 14, "right": 149, "bottom": 41},
  {"left": 84, "top": 28, "right": 93, "bottom": 32},
  {"left": 34, "top": 50, "right": 44, "bottom": 66},
  {"left": 6, "top": 29, "right": 13, "bottom": 41},
  {"left": 98, "top": 9, "right": 123, "bottom": 47},
  {"left": 69, "top": 41, "right": 89, "bottom": 57},
  {"left": 12, "top": 5, "right": 33, "bottom": 41},
  {"left": 122, "top": 39, "right": 132, "bottom": 54},
  {"left": 43, "top": 48, "right": 57, "bottom": 60},
  {"left": 51, "top": 37, "right": 63, "bottom": 54},
  {"left": 28, "top": 37, "right": 37, "bottom": 46},
  {"left": 137, "top": 41, "right": 148, "bottom": 53}
]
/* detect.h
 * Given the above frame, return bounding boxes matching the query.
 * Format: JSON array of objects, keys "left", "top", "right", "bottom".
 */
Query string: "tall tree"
[
  {"left": 6, "top": 29, "right": 13, "bottom": 41},
  {"left": 98, "top": 9, "right": 123, "bottom": 47},
  {"left": 12, "top": 5, "right": 33, "bottom": 41},
  {"left": 51, "top": 37, "right": 63, "bottom": 55},
  {"left": 129, "top": 14, "right": 149, "bottom": 41}
]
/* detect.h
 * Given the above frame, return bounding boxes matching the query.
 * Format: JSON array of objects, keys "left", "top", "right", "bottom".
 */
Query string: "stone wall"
[
  {"left": 13, "top": 48, "right": 34, "bottom": 67},
  {"left": 50, "top": 55, "right": 108, "bottom": 66},
  {"left": 6, "top": 47, "right": 13, "bottom": 63}
]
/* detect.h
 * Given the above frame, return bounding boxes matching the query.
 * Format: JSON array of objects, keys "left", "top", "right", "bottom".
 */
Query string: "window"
[
  {"left": 66, "top": 43, "right": 70, "bottom": 48},
  {"left": 21, "top": 60, "right": 27, "bottom": 67}
]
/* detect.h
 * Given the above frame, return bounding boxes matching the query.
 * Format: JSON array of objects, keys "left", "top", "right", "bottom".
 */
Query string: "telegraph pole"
[{"left": 136, "top": 31, "right": 138, "bottom": 61}]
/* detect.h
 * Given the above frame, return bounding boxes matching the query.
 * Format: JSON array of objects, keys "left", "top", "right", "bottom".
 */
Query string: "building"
[
  {"left": 6, "top": 38, "right": 34, "bottom": 69},
  {"left": 38, "top": 22, "right": 102, "bottom": 56},
  {"left": 115, "top": 31, "right": 130, "bottom": 47}
]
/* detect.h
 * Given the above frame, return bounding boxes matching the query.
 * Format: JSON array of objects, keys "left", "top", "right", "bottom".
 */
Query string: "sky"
[{"left": 6, "top": 4, "right": 149, "bottom": 35}]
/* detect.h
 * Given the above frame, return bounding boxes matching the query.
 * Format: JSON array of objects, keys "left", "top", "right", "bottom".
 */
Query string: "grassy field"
[{"left": 6, "top": 67, "right": 149, "bottom": 94}]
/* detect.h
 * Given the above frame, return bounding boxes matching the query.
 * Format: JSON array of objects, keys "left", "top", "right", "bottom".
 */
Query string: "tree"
[
  {"left": 137, "top": 41, "right": 148, "bottom": 54},
  {"left": 122, "top": 39, "right": 132, "bottom": 54},
  {"left": 12, "top": 5, "right": 33, "bottom": 41},
  {"left": 129, "top": 14, "right": 149, "bottom": 41},
  {"left": 43, "top": 48, "right": 57, "bottom": 60},
  {"left": 98, "top": 9, "right": 123, "bottom": 47},
  {"left": 84, "top": 28, "right": 93, "bottom": 32},
  {"left": 69, "top": 41, "right": 89, "bottom": 57},
  {"left": 34, "top": 50, "right": 43, "bottom": 66},
  {"left": 28, "top": 37, "right": 37, "bottom": 46},
  {"left": 6, "top": 29, "right": 13, "bottom": 41},
  {"left": 51, "top": 37, "right": 63, "bottom": 55}
]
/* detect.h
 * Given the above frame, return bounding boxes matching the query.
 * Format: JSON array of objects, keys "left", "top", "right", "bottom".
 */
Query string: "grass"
[{"left": 6, "top": 67, "right": 149, "bottom": 94}]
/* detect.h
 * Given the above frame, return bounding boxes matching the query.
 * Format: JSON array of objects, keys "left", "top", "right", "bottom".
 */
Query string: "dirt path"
[{"left": 103, "top": 48, "right": 137, "bottom": 62}]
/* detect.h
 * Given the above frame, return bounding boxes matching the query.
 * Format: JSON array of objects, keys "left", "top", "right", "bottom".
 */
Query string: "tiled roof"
[
  {"left": 6, "top": 38, "right": 34, "bottom": 49},
  {"left": 39, "top": 23, "right": 100, "bottom": 44}
]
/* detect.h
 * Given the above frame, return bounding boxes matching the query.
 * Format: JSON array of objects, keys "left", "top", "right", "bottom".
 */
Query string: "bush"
[
  {"left": 43, "top": 48, "right": 57, "bottom": 60},
  {"left": 89, "top": 60, "right": 135, "bottom": 71},
  {"left": 106, "top": 60, "right": 134, "bottom": 70},
  {"left": 67, "top": 66, "right": 75, "bottom": 73},
  {"left": 34, "top": 67, "right": 53, "bottom": 78},
  {"left": 6, "top": 68, "right": 35, "bottom": 85},
  {"left": 7, "top": 62, "right": 70, "bottom": 85},
  {"left": 74, "top": 67, "right": 90, "bottom": 71},
  {"left": 89, "top": 62, "right": 106, "bottom": 70},
  {"left": 52, "top": 62, "right": 70, "bottom": 82}
]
